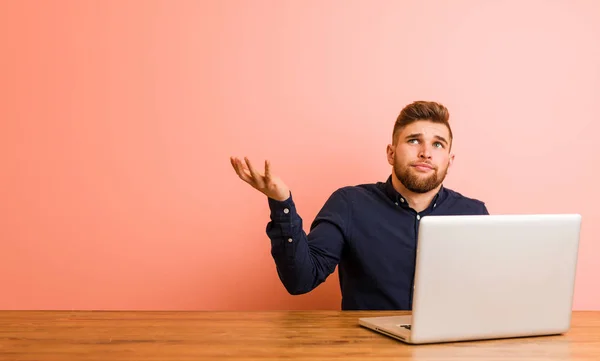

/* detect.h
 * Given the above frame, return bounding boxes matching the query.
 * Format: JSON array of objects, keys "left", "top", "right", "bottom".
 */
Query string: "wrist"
[{"left": 270, "top": 191, "right": 290, "bottom": 202}]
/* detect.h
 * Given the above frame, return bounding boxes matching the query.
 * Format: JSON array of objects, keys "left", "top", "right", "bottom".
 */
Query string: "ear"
[
  {"left": 447, "top": 153, "right": 456, "bottom": 172},
  {"left": 386, "top": 144, "right": 395, "bottom": 166}
]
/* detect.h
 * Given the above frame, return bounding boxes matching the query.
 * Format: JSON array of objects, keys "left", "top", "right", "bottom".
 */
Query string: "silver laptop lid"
[{"left": 410, "top": 214, "right": 581, "bottom": 344}]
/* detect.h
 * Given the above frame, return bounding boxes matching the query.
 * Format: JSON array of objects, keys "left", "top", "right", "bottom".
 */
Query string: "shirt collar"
[{"left": 382, "top": 174, "right": 446, "bottom": 210}]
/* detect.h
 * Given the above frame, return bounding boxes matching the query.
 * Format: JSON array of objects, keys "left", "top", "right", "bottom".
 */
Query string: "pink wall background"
[{"left": 1, "top": 0, "right": 598, "bottom": 310}]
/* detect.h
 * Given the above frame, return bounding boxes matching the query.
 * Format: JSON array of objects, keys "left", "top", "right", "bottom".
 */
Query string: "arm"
[
  {"left": 230, "top": 156, "right": 346, "bottom": 295},
  {"left": 266, "top": 190, "right": 348, "bottom": 295}
]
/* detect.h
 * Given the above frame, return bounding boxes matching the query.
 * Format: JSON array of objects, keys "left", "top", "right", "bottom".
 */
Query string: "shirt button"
[
  {"left": 395, "top": 202, "right": 398, "bottom": 206},
  {"left": 283, "top": 208, "right": 289, "bottom": 214},
  {"left": 417, "top": 215, "right": 421, "bottom": 220},
  {"left": 400, "top": 198, "right": 405, "bottom": 203},
  {"left": 287, "top": 238, "right": 293, "bottom": 243}
]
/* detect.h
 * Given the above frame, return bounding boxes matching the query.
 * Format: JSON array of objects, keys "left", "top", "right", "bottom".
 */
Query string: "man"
[{"left": 230, "top": 101, "right": 488, "bottom": 310}]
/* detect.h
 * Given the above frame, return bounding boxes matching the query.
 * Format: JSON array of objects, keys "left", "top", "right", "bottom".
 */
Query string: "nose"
[{"left": 418, "top": 143, "right": 432, "bottom": 159}]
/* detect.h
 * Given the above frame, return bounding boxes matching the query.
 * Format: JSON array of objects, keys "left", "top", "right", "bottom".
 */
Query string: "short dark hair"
[{"left": 392, "top": 101, "right": 452, "bottom": 146}]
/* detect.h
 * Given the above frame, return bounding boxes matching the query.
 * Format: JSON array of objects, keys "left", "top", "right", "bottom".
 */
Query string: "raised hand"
[{"left": 230, "top": 156, "right": 290, "bottom": 202}]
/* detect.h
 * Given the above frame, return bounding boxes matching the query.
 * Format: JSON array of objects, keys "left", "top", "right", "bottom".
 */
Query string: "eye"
[
  {"left": 433, "top": 142, "right": 444, "bottom": 148},
  {"left": 408, "top": 139, "right": 419, "bottom": 144}
]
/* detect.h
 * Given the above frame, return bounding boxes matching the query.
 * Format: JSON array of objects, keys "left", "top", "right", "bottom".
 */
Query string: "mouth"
[{"left": 411, "top": 163, "right": 435, "bottom": 172}]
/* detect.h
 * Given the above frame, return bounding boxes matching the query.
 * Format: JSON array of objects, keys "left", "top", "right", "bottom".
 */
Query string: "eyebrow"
[{"left": 405, "top": 133, "right": 449, "bottom": 146}]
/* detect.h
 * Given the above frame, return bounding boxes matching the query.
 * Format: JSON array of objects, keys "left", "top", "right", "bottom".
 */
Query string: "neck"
[{"left": 391, "top": 174, "right": 441, "bottom": 213}]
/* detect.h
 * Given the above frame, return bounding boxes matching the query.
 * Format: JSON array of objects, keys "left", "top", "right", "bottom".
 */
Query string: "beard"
[{"left": 394, "top": 160, "right": 449, "bottom": 194}]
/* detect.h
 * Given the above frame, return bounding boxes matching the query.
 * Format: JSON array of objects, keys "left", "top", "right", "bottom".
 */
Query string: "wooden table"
[{"left": 1, "top": 311, "right": 599, "bottom": 360}]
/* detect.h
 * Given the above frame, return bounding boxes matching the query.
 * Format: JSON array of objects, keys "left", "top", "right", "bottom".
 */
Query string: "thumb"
[{"left": 264, "top": 160, "right": 272, "bottom": 181}]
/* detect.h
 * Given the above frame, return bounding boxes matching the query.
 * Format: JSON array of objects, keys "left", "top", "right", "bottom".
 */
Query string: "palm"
[{"left": 230, "top": 156, "right": 290, "bottom": 201}]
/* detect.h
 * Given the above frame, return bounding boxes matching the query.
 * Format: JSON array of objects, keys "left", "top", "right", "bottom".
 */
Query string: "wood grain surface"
[{"left": 1, "top": 311, "right": 599, "bottom": 360}]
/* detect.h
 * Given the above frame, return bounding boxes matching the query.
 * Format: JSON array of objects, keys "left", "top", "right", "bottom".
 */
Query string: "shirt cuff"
[{"left": 268, "top": 192, "right": 296, "bottom": 222}]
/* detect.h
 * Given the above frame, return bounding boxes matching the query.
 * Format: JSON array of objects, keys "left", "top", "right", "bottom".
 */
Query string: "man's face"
[{"left": 387, "top": 120, "right": 454, "bottom": 194}]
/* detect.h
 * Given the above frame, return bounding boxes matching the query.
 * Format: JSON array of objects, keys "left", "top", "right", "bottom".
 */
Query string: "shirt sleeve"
[
  {"left": 265, "top": 189, "right": 349, "bottom": 295},
  {"left": 481, "top": 202, "right": 490, "bottom": 215}
]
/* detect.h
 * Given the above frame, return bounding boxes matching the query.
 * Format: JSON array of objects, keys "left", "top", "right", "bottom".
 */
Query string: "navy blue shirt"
[{"left": 266, "top": 175, "right": 489, "bottom": 310}]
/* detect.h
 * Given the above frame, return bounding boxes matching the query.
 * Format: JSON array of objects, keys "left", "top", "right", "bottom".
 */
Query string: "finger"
[
  {"left": 244, "top": 157, "right": 261, "bottom": 179},
  {"left": 233, "top": 157, "right": 249, "bottom": 173},
  {"left": 232, "top": 157, "right": 252, "bottom": 183},
  {"left": 230, "top": 157, "right": 243, "bottom": 177},
  {"left": 264, "top": 160, "right": 272, "bottom": 181},
  {"left": 238, "top": 159, "right": 253, "bottom": 180}
]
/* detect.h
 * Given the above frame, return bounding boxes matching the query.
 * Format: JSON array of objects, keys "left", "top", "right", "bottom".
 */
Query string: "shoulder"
[
  {"left": 333, "top": 181, "right": 382, "bottom": 198},
  {"left": 444, "top": 187, "right": 485, "bottom": 204},
  {"left": 323, "top": 181, "right": 386, "bottom": 207},
  {"left": 443, "top": 187, "right": 489, "bottom": 214}
]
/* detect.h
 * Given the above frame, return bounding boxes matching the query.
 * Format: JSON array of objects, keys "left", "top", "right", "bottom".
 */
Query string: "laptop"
[{"left": 359, "top": 213, "right": 582, "bottom": 344}]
